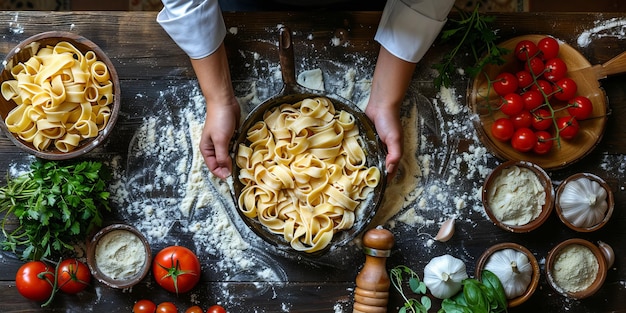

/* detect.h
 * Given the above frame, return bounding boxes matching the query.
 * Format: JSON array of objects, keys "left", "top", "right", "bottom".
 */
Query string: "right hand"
[{"left": 199, "top": 97, "right": 240, "bottom": 179}]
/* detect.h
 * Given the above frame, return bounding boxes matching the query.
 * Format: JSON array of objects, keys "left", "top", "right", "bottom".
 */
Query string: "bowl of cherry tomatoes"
[{"left": 468, "top": 35, "right": 608, "bottom": 170}]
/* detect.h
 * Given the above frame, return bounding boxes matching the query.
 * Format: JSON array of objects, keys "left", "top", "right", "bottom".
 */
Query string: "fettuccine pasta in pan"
[
  {"left": 1, "top": 41, "right": 113, "bottom": 152},
  {"left": 236, "top": 97, "right": 381, "bottom": 253}
]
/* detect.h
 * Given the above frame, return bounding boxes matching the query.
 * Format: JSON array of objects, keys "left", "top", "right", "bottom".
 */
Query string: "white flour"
[{"left": 577, "top": 17, "right": 626, "bottom": 47}]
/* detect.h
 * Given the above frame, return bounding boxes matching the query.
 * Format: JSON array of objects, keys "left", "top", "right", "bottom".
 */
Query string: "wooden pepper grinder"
[{"left": 353, "top": 226, "right": 395, "bottom": 313}]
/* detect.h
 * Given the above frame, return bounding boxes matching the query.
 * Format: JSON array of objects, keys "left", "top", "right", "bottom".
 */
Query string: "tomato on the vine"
[
  {"left": 516, "top": 70, "right": 534, "bottom": 89},
  {"left": 184, "top": 305, "right": 204, "bottom": 313},
  {"left": 207, "top": 305, "right": 227, "bottom": 313},
  {"left": 156, "top": 302, "right": 178, "bottom": 313},
  {"left": 567, "top": 95, "right": 593, "bottom": 120},
  {"left": 543, "top": 58, "right": 568, "bottom": 82},
  {"left": 514, "top": 39, "right": 539, "bottom": 61},
  {"left": 491, "top": 118, "right": 515, "bottom": 142},
  {"left": 492, "top": 72, "right": 518, "bottom": 96},
  {"left": 153, "top": 246, "right": 201, "bottom": 294},
  {"left": 531, "top": 108, "right": 553, "bottom": 131},
  {"left": 499, "top": 93, "right": 524, "bottom": 116},
  {"left": 521, "top": 90, "right": 544, "bottom": 111},
  {"left": 557, "top": 116, "right": 580, "bottom": 139},
  {"left": 57, "top": 258, "right": 91, "bottom": 294},
  {"left": 134, "top": 299, "right": 157, "bottom": 313},
  {"left": 531, "top": 79, "right": 553, "bottom": 100},
  {"left": 510, "top": 110, "right": 533, "bottom": 129},
  {"left": 511, "top": 128, "right": 537, "bottom": 152},
  {"left": 524, "top": 57, "right": 544, "bottom": 77},
  {"left": 538, "top": 36, "right": 560, "bottom": 60},
  {"left": 15, "top": 261, "right": 54, "bottom": 302},
  {"left": 553, "top": 77, "right": 578, "bottom": 101},
  {"left": 533, "top": 130, "right": 554, "bottom": 155}
]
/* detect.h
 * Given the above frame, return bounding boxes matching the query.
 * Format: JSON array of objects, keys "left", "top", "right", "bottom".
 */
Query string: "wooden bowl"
[
  {"left": 545, "top": 238, "right": 608, "bottom": 299},
  {"left": 468, "top": 35, "right": 608, "bottom": 170},
  {"left": 482, "top": 160, "right": 554, "bottom": 233},
  {"left": 86, "top": 223, "right": 151, "bottom": 289},
  {"left": 0, "top": 31, "right": 120, "bottom": 159},
  {"left": 555, "top": 173, "right": 614, "bottom": 232},
  {"left": 475, "top": 242, "right": 540, "bottom": 308}
]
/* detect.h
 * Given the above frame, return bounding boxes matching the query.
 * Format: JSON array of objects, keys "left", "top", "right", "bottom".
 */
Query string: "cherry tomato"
[
  {"left": 553, "top": 77, "right": 578, "bottom": 101},
  {"left": 533, "top": 130, "right": 554, "bottom": 155},
  {"left": 538, "top": 36, "right": 560, "bottom": 60},
  {"left": 492, "top": 72, "right": 518, "bottom": 96},
  {"left": 491, "top": 118, "right": 515, "bottom": 142},
  {"left": 510, "top": 110, "right": 533, "bottom": 129},
  {"left": 531, "top": 108, "right": 553, "bottom": 131},
  {"left": 524, "top": 57, "right": 544, "bottom": 77},
  {"left": 157, "top": 302, "right": 178, "bottom": 313},
  {"left": 499, "top": 93, "right": 524, "bottom": 116},
  {"left": 153, "top": 246, "right": 201, "bottom": 294},
  {"left": 531, "top": 79, "right": 553, "bottom": 100},
  {"left": 57, "top": 258, "right": 91, "bottom": 294},
  {"left": 511, "top": 128, "right": 537, "bottom": 152},
  {"left": 521, "top": 89, "right": 544, "bottom": 111},
  {"left": 514, "top": 39, "right": 539, "bottom": 61},
  {"left": 15, "top": 261, "right": 54, "bottom": 302},
  {"left": 567, "top": 95, "right": 593, "bottom": 120},
  {"left": 134, "top": 299, "right": 157, "bottom": 313},
  {"left": 557, "top": 116, "right": 580, "bottom": 139},
  {"left": 516, "top": 70, "right": 534, "bottom": 89},
  {"left": 207, "top": 305, "right": 227, "bottom": 313},
  {"left": 543, "top": 58, "right": 568, "bottom": 82},
  {"left": 185, "top": 305, "right": 204, "bottom": 313}
]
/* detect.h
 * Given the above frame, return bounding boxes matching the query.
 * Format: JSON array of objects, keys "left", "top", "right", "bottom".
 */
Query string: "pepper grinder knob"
[{"left": 353, "top": 226, "right": 395, "bottom": 313}]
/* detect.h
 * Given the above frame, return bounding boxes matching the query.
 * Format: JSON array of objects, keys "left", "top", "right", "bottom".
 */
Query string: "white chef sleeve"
[
  {"left": 157, "top": 0, "right": 226, "bottom": 59},
  {"left": 375, "top": 0, "right": 455, "bottom": 63}
]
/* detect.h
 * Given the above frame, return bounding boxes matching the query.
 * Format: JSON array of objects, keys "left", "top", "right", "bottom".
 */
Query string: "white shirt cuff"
[
  {"left": 157, "top": 0, "right": 226, "bottom": 59},
  {"left": 375, "top": 0, "right": 452, "bottom": 63}
]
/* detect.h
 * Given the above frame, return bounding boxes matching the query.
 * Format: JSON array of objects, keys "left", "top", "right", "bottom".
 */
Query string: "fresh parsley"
[
  {"left": 433, "top": 5, "right": 510, "bottom": 89},
  {"left": 0, "top": 159, "right": 111, "bottom": 260}
]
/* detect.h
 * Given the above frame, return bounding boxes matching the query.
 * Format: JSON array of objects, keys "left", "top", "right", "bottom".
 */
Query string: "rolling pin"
[{"left": 353, "top": 226, "right": 395, "bottom": 313}]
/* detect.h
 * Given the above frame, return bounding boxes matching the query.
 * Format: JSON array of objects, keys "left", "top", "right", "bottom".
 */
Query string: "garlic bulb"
[
  {"left": 423, "top": 254, "right": 468, "bottom": 299},
  {"left": 558, "top": 177, "right": 608, "bottom": 228},
  {"left": 484, "top": 248, "right": 532, "bottom": 299}
]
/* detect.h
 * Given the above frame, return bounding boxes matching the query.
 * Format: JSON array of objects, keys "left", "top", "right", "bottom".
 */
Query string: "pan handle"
[
  {"left": 592, "top": 51, "right": 626, "bottom": 79},
  {"left": 279, "top": 27, "right": 297, "bottom": 90}
]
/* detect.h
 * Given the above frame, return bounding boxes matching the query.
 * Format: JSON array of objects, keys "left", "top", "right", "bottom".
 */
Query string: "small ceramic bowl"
[
  {"left": 86, "top": 223, "right": 151, "bottom": 289},
  {"left": 482, "top": 160, "right": 554, "bottom": 233},
  {"left": 545, "top": 238, "right": 608, "bottom": 299},
  {"left": 476, "top": 242, "right": 540, "bottom": 307},
  {"left": 0, "top": 31, "right": 120, "bottom": 159},
  {"left": 555, "top": 173, "right": 614, "bottom": 232}
]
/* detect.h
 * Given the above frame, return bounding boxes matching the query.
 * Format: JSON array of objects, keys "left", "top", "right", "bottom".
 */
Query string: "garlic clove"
[
  {"left": 434, "top": 218, "right": 455, "bottom": 242},
  {"left": 598, "top": 241, "right": 615, "bottom": 268}
]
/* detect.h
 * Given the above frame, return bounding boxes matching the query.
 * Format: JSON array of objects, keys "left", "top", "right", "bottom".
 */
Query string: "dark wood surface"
[{"left": 0, "top": 10, "right": 625, "bottom": 313}]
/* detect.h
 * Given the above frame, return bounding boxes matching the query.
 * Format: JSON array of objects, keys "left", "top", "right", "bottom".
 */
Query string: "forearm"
[
  {"left": 369, "top": 46, "right": 416, "bottom": 111},
  {"left": 190, "top": 42, "right": 238, "bottom": 108}
]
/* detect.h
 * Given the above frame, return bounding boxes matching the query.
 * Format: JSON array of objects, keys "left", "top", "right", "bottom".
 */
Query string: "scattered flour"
[{"left": 577, "top": 17, "right": 626, "bottom": 47}]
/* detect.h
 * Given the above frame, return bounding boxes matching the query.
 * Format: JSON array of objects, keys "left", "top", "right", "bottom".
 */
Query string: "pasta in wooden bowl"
[{"left": 0, "top": 31, "right": 120, "bottom": 159}]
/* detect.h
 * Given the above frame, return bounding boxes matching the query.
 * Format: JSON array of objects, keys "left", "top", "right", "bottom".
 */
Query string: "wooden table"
[{"left": 0, "top": 10, "right": 625, "bottom": 313}]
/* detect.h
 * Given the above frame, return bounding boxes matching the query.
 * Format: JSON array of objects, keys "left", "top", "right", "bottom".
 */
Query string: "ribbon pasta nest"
[
  {"left": 1, "top": 41, "right": 114, "bottom": 152},
  {"left": 236, "top": 97, "right": 381, "bottom": 253}
]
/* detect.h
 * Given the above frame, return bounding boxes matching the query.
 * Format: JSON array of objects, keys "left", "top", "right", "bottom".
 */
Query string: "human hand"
[
  {"left": 365, "top": 103, "right": 403, "bottom": 181},
  {"left": 199, "top": 99, "right": 241, "bottom": 179}
]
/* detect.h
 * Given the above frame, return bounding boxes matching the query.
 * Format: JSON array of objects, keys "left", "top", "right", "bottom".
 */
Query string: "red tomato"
[
  {"left": 514, "top": 39, "right": 539, "bottom": 61},
  {"left": 516, "top": 70, "right": 534, "bottom": 89},
  {"left": 553, "top": 77, "right": 578, "bottom": 101},
  {"left": 185, "top": 305, "right": 204, "bottom": 313},
  {"left": 510, "top": 110, "right": 533, "bottom": 129},
  {"left": 531, "top": 108, "right": 554, "bottom": 131},
  {"left": 543, "top": 58, "right": 568, "bottom": 82},
  {"left": 567, "top": 95, "right": 593, "bottom": 120},
  {"left": 538, "top": 36, "right": 560, "bottom": 60},
  {"left": 207, "top": 305, "right": 227, "bottom": 313},
  {"left": 533, "top": 130, "right": 554, "bottom": 155},
  {"left": 15, "top": 261, "right": 54, "bottom": 302},
  {"left": 493, "top": 72, "right": 518, "bottom": 96},
  {"left": 153, "top": 246, "right": 201, "bottom": 294},
  {"left": 557, "top": 116, "right": 580, "bottom": 139},
  {"left": 134, "top": 299, "right": 157, "bottom": 313},
  {"left": 157, "top": 302, "right": 178, "bottom": 313},
  {"left": 491, "top": 118, "right": 515, "bottom": 142},
  {"left": 521, "top": 90, "right": 544, "bottom": 111},
  {"left": 57, "top": 258, "right": 91, "bottom": 294},
  {"left": 531, "top": 79, "right": 553, "bottom": 100},
  {"left": 499, "top": 93, "right": 524, "bottom": 116},
  {"left": 524, "top": 57, "right": 544, "bottom": 77},
  {"left": 511, "top": 128, "right": 537, "bottom": 152}
]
